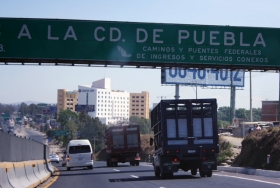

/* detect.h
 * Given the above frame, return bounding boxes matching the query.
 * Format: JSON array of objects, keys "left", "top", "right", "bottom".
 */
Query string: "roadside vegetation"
[
  {"left": 216, "top": 137, "right": 234, "bottom": 165},
  {"left": 234, "top": 126, "right": 280, "bottom": 170}
]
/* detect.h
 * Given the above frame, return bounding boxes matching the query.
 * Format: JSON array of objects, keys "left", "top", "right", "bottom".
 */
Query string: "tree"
[
  {"left": 217, "top": 106, "right": 231, "bottom": 122},
  {"left": 61, "top": 120, "right": 78, "bottom": 147},
  {"left": 129, "top": 116, "right": 151, "bottom": 134},
  {"left": 78, "top": 112, "right": 106, "bottom": 153},
  {"left": 18, "top": 102, "right": 28, "bottom": 117},
  {"left": 57, "top": 109, "right": 78, "bottom": 130}
]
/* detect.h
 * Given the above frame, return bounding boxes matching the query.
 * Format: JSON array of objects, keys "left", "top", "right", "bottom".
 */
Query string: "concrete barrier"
[
  {"left": 46, "top": 159, "right": 55, "bottom": 174},
  {"left": 13, "top": 162, "right": 33, "bottom": 188},
  {"left": 32, "top": 160, "right": 46, "bottom": 184},
  {"left": 0, "top": 163, "right": 13, "bottom": 188},
  {"left": 43, "top": 160, "right": 51, "bottom": 174},
  {"left": 24, "top": 161, "right": 41, "bottom": 187},
  {"left": 36, "top": 160, "right": 51, "bottom": 182},
  {"left": 5, "top": 162, "right": 25, "bottom": 188}
]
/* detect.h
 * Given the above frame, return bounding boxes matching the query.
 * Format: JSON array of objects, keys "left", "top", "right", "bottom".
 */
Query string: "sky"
[{"left": 0, "top": 0, "right": 280, "bottom": 109}]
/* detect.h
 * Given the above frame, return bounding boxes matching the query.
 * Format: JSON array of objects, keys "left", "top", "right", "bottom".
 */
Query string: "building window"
[
  {"left": 141, "top": 100, "right": 144, "bottom": 103},
  {"left": 141, "top": 96, "right": 144, "bottom": 98},
  {"left": 136, "top": 96, "right": 139, "bottom": 98}
]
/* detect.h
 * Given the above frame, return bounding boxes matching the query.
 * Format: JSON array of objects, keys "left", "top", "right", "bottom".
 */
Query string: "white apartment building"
[{"left": 77, "top": 78, "right": 130, "bottom": 125}]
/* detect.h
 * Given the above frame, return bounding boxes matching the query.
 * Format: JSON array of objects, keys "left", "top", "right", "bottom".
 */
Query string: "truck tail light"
[
  {"left": 173, "top": 157, "right": 178, "bottom": 162},
  {"left": 202, "top": 157, "right": 206, "bottom": 162}
]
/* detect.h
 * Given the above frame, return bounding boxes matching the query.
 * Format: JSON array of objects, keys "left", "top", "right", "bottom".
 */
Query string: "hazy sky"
[{"left": 0, "top": 0, "right": 279, "bottom": 109}]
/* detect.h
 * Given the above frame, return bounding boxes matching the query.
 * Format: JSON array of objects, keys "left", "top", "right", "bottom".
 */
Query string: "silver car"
[{"left": 49, "top": 154, "right": 60, "bottom": 163}]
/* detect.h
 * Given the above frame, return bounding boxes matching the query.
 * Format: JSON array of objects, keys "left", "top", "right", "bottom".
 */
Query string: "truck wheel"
[
  {"left": 206, "top": 170, "right": 212, "bottom": 177},
  {"left": 135, "top": 161, "right": 139, "bottom": 166},
  {"left": 114, "top": 162, "right": 118, "bottom": 167},
  {"left": 130, "top": 161, "right": 135, "bottom": 166},
  {"left": 200, "top": 171, "right": 206, "bottom": 177},
  {"left": 155, "top": 166, "right": 160, "bottom": 177},
  {"left": 67, "top": 167, "right": 71, "bottom": 171},
  {"left": 191, "top": 168, "right": 197, "bottom": 176}
]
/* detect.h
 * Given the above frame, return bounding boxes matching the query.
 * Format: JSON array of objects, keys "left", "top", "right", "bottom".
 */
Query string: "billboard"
[
  {"left": 0, "top": 18, "right": 280, "bottom": 69},
  {"left": 75, "top": 105, "right": 95, "bottom": 112},
  {"left": 162, "top": 68, "right": 245, "bottom": 87}
]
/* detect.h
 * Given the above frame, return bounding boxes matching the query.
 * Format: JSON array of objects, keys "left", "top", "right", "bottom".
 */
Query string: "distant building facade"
[
  {"left": 262, "top": 100, "right": 279, "bottom": 121},
  {"left": 57, "top": 89, "right": 78, "bottom": 116},
  {"left": 130, "top": 91, "right": 150, "bottom": 119},
  {"left": 77, "top": 78, "right": 130, "bottom": 125}
]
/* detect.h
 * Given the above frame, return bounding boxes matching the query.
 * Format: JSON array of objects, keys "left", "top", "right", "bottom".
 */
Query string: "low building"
[{"left": 262, "top": 101, "right": 279, "bottom": 121}]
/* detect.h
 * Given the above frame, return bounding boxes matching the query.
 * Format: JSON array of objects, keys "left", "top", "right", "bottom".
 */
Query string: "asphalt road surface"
[{"left": 46, "top": 161, "right": 280, "bottom": 188}]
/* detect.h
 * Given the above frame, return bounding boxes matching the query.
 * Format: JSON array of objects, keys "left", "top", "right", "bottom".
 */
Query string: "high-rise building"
[
  {"left": 130, "top": 91, "right": 150, "bottom": 119},
  {"left": 57, "top": 89, "right": 78, "bottom": 116},
  {"left": 77, "top": 78, "right": 130, "bottom": 125}
]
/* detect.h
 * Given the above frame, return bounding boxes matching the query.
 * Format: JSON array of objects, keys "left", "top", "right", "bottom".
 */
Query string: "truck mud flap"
[{"left": 201, "top": 161, "right": 217, "bottom": 171}]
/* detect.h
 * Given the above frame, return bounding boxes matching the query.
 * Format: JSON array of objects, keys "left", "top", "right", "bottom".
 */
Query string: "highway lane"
[
  {"left": 13, "top": 124, "right": 48, "bottom": 144},
  {"left": 49, "top": 161, "right": 280, "bottom": 188}
]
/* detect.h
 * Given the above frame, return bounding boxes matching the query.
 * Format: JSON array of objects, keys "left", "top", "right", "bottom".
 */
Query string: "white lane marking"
[
  {"left": 214, "top": 173, "right": 280, "bottom": 185},
  {"left": 113, "top": 169, "right": 120, "bottom": 172},
  {"left": 130, "top": 175, "right": 139, "bottom": 178},
  {"left": 141, "top": 164, "right": 153, "bottom": 167},
  {"left": 115, "top": 179, "right": 121, "bottom": 182}
]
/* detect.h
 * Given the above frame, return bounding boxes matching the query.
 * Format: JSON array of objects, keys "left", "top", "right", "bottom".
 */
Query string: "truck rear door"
[
  {"left": 190, "top": 100, "right": 217, "bottom": 146},
  {"left": 111, "top": 127, "right": 125, "bottom": 149},
  {"left": 126, "top": 126, "right": 140, "bottom": 150}
]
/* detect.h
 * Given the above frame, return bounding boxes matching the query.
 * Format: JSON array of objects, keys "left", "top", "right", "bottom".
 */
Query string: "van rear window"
[{"left": 69, "top": 145, "right": 91, "bottom": 154}]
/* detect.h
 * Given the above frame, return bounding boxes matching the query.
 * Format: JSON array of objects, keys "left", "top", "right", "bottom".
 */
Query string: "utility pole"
[
  {"left": 230, "top": 72, "right": 236, "bottom": 124},
  {"left": 250, "top": 71, "right": 253, "bottom": 122},
  {"left": 175, "top": 84, "right": 180, "bottom": 100}
]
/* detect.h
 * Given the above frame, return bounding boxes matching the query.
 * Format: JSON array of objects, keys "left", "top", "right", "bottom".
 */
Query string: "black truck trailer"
[{"left": 150, "top": 99, "right": 219, "bottom": 178}]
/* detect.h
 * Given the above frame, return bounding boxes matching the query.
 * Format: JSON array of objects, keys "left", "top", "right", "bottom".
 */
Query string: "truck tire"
[
  {"left": 191, "top": 168, "right": 197, "bottom": 175},
  {"left": 206, "top": 170, "right": 212, "bottom": 177},
  {"left": 130, "top": 161, "right": 135, "bottom": 166},
  {"left": 67, "top": 167, "right": 71, "bottom": 171},
  {"left": 155, "top": 166, "right": 160, "bottom": 177},
  {"left": 200, "top": 171, "right": 206, "bottom": 177},
  {"left": 135, "top": 161, "right": 139, "bottom": 166},
  {"left": 114, "top": 162, "right": 118, "bottom": 167}
]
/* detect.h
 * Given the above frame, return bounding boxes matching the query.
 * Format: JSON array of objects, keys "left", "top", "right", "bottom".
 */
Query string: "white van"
[{"left": 66, "top": 139, "right": 94, "bottom": 170}]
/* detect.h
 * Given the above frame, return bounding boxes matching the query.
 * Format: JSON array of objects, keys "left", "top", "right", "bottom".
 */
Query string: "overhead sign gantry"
[{"left": 0, "top": 17, "right": 279, "bottom": 70}]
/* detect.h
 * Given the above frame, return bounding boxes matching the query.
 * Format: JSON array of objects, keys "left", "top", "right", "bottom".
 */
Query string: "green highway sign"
[
  {"left": 0, "top": 18, "right": 280, "bottom": 69},
  {"left": 53, "top": 130, "right": 69, "bottom": 136}
]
